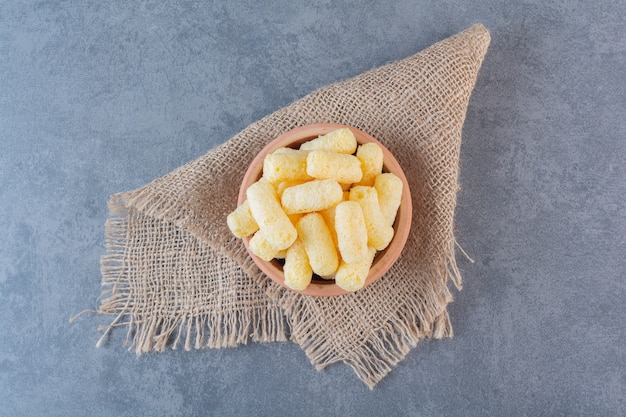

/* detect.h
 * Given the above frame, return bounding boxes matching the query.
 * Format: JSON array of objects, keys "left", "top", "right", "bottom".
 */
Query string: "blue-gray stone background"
[{"left": 1, "top": 1, "right": 624, "bottom": 416}]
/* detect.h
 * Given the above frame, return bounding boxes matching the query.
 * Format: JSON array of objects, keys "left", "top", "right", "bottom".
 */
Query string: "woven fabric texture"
[{"left": 98, "top": 24, "right": 490, "bottom": 388}]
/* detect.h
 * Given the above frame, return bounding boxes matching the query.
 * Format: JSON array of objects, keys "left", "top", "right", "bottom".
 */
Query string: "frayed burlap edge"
[
  {"left": 96, "top": 193, "right": 288, "bottom": 352},
  {"left": 267, "top": 248, "right": 462, "bottom": 389}
]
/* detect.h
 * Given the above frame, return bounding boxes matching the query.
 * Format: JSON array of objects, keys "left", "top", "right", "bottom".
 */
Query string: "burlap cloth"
[{"left": 96, "top": 24, "right": 490, "bottom": 388}]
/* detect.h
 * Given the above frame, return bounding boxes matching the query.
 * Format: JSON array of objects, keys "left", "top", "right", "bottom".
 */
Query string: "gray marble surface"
[{"left": 1, "top": 1, "right": 624, "bottom": 416}]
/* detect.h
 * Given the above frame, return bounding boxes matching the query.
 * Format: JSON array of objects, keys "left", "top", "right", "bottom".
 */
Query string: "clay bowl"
[{"left": 238, "top": 123, "right": 412, "bottom": 296}]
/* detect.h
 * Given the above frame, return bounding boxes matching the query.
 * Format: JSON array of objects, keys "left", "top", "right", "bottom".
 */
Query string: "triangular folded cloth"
[{"left": 97, "top": 24, "right": 491, "bottom": 388}]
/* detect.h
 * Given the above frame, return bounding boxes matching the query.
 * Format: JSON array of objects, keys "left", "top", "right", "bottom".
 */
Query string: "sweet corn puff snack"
[
  {"left": 249, "top": 229, "right": 280, "bottom": 261},
  {"left": 335, "top": 246, "right": 377, "bottom": 292},
  {"left": 349, "top": 186, "right": 394, "bottom": 251},
  {"left": 246, "top": 179, "right": 297, "bottom": 250},
  {"left": 226, "top": 200, "right": 259, "bottom": 238},
  {"left": 263, "top": 150, "right": 311, "bottom": 184},
  {"left": 356, "top": 142, "right": 383, "bottom": 186},
  {"left": 374, "top": 173, "right": 403, "bottom": 226},
  {"left": 281, "top": 179, "right": 343, "bottom": 214},
  {"left": 283, "top": 239, "right": 313, "bottom": 291},
  {"left": 299, "top": 127, "right": 357, "bottom": 154},
  {"left": 306, "top": 150, "right": 363, "bottom": 184},
  {"left": 334, "top": 201, "right": 369, "bottom": 264},
  {"left": 296, "top": 213, "right": 339, "bottom": 278}
]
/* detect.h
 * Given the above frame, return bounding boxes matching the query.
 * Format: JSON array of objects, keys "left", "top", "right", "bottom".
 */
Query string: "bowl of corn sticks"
[{"left": 227, "top": 123, "right": 412, "bottom": 296}]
